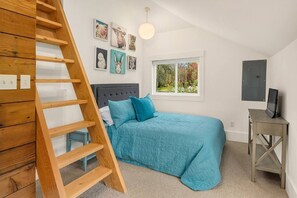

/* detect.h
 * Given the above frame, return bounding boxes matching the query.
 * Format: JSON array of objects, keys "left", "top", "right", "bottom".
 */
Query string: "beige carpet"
[{"left": 36, "top": 141, "right": 288, "bottom": 198}]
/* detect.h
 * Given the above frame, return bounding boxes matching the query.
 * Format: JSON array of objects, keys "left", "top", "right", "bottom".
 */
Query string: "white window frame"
[{"left": 151, "top": 51, "right": 204, "bottom": 101}]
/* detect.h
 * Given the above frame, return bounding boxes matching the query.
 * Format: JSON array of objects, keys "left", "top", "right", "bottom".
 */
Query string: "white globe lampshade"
[{"left": 138, "top": 22, "right": 155, "bottom": 40}]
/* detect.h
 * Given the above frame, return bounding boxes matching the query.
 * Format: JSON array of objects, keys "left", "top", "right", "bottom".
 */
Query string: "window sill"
[{"left": 152, "top": 94, "right": 204, "bottom": 102}]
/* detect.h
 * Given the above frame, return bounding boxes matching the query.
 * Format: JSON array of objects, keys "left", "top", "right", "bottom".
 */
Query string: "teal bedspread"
[{"left": 106, "top": 112, "right": 226, "bottom": 190}]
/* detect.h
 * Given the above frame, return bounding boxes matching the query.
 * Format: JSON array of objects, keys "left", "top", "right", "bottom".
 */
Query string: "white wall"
[
  {"left": 63, "top": 0, "right": 143, "bottom": 86},
  {"left": 37, "top": 0, "right": 144, "bottom": 155},
  {"left": 36, "top": 2, "right": 296, "bottom": 195},
  {"left": 142, "top": 27, "right": 268, "bottom": 142},
  {"left": 268, "top": 39, "right": 297, "bottom": 198},
  {"left": 37, "top": 42, "right": 73, "bottom": 155}
]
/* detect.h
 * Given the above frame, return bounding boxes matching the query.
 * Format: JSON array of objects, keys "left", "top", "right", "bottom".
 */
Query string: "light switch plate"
[
  {"left": 20, "top": 75, "right": 31, "bottom": 89},
  {"left": 0, "top": 74, "right": 17, "bottom": 90}
]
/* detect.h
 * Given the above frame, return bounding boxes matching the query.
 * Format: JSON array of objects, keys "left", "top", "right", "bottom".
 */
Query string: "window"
[{"left": 152, "top": 56, "right": 203, "bottom": 99}]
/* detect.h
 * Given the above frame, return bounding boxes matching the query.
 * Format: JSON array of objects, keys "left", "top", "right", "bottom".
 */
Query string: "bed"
[{"left": 91, "top": 83, "right": 226, "bottom": 191}]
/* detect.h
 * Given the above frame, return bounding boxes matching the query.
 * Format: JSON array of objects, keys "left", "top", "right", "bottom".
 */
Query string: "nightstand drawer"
[{"left": 255, "top": 123, "right": 283, "bottom": 136}]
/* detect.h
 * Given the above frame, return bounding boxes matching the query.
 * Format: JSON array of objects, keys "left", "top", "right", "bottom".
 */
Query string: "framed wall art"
[
  {"left": 94, "top": 19, "right": 108, "bottom": 41},
  {"left": 110, "top": 49, "right": 126, "bottom": 74},
  {"left": 128, "top": 34, "right": 136, "bottom": 51},
  {"left": 127, "top": 55, "right": 136, "bottom": 71},
  {"left": 111, "top": 22, "right": 126, "bottom": 50},
  {"left": 95, "top": 47, "right": 108, "bottom": 71}
]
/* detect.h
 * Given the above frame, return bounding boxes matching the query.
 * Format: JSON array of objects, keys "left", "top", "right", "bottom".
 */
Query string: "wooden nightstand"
[
  {"left": 66, "top": 129, "right": 96, "bottom": 171},
  {"left": 248, "top": 109, "right": 289, "bottom": 188}
]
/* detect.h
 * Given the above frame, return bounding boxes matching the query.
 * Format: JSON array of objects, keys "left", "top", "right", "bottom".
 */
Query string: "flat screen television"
[{"left": 265, "top": 88, "right": 278, "bottom": 118}]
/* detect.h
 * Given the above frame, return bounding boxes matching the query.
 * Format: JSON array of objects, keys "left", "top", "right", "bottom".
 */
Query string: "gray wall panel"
[{"left": 242, "top": 60, "right": 267, "bottom": 101}]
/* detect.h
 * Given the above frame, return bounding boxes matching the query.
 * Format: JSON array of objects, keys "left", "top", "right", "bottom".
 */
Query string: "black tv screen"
[{"left": 265, "top": 88, "right": 278, "bottom": 118}]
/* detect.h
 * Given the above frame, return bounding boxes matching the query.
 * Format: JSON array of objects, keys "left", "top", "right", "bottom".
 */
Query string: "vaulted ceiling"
[
  {"left": 150, "top": 0, "right": 297, "bottom": 56},
  {"left": 126, "top": 0, "right": 192, "bottom": 33}
]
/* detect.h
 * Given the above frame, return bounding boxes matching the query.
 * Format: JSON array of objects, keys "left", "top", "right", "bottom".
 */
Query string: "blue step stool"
[{"left": 66, "top": 128, "right": 96, "bottom": 171}]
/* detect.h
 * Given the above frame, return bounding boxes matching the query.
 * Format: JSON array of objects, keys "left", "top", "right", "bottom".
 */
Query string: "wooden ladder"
[{"left": 35, "top": 0, "right": 127, "bottom": 197}]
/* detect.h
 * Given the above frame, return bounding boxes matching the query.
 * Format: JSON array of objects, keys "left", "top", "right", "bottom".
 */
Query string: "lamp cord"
[{"left": 145, "top": 7, "right": 150, "bottom": 23}]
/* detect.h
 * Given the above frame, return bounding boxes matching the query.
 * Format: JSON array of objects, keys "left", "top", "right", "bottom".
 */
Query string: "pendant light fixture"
[{"left": 138, "top": 7, "right": 155, "bottom": 40}]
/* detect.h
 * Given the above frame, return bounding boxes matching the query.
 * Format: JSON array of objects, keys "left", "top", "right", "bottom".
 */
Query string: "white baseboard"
[
  {"left": 287, "top": 175, "right": 297, "bottom": 198},
  {"left": 225, "top": 130, "right": 248, "bottom": 143}
]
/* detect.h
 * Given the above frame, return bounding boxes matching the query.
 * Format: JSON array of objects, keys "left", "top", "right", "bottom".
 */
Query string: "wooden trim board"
[
  {"left": 0, "top": 33, "right": 35, "bottom": 59},
  {"left": 0, "top": 122, "right": 35, "bottom": 152},
  {"left": 0, "top": 163, "right": 35, "bottom": 197},
  {"left": 0, "top": 143, "right": 35, "bottom": 174},
  {"left": 0, "top": 102, "right": 35, "bottom": 127},
  {"left": 0, "top": 8, "right": 36, "bottom": 38},
  {"left": 0, "top": 0, "right": 36, "bottom": 18}
]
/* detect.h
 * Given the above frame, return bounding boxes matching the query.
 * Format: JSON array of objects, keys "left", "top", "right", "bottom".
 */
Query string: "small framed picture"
[
  {"left": 94, "top": 19, "right": 108, "bottom": 41},
  {"left": 110, "top": 49, "right": 126, "bottom": 74},
  {"left": 111, "top": 23, "right": 127, "bottom": 50},
  {"left": 127, "top": 56, "right": 136, "bottom": 71},
  {"left": 128, "top": 34, "right": 136, "bottom": 51},
  {"left": 95, "top": 47, "right": 107, "bottom": 71}
]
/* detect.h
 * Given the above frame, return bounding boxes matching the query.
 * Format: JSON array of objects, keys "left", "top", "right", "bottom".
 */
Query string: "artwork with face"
[
  {"left": 128, "top": 34, "right": 136, "bottom": 51},
  {"left": 111, "top": 23, "right": 126, "bottom": 50},
  {"left": 127, "top": 56, "right": 136, "bottom": 71},
  {"left": 110, "top": 49, "right": 126, "bottom": 74},
  {"left": 95, "top": 47, "right": 107, "bottom": 71},
  {"left": 94, "top": 19, "right": 108, "bottom": 41}
]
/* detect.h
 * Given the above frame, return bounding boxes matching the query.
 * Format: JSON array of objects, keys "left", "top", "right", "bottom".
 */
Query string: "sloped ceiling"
[
  {"left": 124, "top": 0, "right": 193, "bottom": 33},
  {"left": 151, "top": 0, "right": 297, "bottom": 56}
]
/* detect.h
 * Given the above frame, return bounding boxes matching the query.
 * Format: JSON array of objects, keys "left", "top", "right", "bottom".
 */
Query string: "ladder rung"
[
  {"left": 57, "top": 143, "right": 103, "bottom": 169},
  {"left": 36, "top": 79, "right": 81, "bottom": 83},
  {"left": 36, "top": 16, "right": 62, "bottom": 29},
  {"left": 42, "top": 99, "right": 88, "bottom": 109},
  {"left": 65, "top": 166, "right": 112, "bottom": 198},
  {"left": 37, "top": 0, "right": 57, "bottom": 13},
  {"left": 36, "top": 34, "right": 68, "bottom": 46},
  {"left": 36, "top": 55, "right": 74, "bottom": 64},
  {"left": 49, "top": 121, "right": 96, "bottom": 138}
]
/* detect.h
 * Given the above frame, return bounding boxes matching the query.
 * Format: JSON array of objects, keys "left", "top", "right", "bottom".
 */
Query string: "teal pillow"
[
  {"left": 130, "top": 94, "right": 156, "bottom": 122},
  {"left": 108, "top": 99, "right": 136, "bottom": 128},
  {"left": 145, "top": 94, "right": 156, "bottom": 113}
]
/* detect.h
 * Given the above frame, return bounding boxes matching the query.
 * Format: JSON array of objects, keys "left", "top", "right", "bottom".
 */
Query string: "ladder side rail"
[
  {"left": 51, "top": 0, "right": 127, "bottom": 193},
  {"left": 36, "top": 92, "right": 67, "bottom": 197}
]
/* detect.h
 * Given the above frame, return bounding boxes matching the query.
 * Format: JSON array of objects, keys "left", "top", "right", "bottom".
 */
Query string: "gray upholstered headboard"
[{"left": 91, "top": 83, "right": 139, "bottom": 108}]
